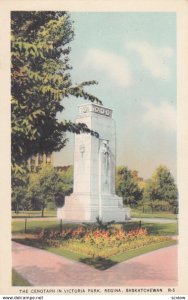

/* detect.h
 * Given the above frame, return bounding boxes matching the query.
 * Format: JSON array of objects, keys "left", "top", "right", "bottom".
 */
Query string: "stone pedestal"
[{"left": 57, "top": 103, "right": 130, "bottom": 222}]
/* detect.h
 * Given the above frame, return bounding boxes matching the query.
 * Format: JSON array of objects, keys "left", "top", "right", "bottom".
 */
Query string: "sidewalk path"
[
  {"left": 132, "top": 218, "right": 177, "bottom": 224},
  {"left": 12, "top": 242, "right": 177, "bottom": 287}
]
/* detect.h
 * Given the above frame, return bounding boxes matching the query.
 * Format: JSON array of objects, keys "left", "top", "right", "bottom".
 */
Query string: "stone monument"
[{"left": 57, "top": 103, "right": 130, "bottom": 222}]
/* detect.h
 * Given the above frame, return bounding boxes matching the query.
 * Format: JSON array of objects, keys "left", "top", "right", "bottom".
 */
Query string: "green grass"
[
  {"left": 12, "top": 220, "right": 178, "bottom": 236},
  {"left": 12, "top": 210, "right": 56, "bottom": 218},
  {"left": 120, "top": 221, "right": 178, "bottom": 236},
  {"left": 131, "top": 210, "right": 178, "bottom": 219},
  {"left": 12, "top": 220, "right": 59, "bottom": 234},
  {"left": 12, "top": 220, "right": 82, "bottom": 235},
  {"left": 142, "top": 222, "right": 178, "bottom": 236},
  {"left": 12, "top": 269, "right": 31, "bottom": 286}
]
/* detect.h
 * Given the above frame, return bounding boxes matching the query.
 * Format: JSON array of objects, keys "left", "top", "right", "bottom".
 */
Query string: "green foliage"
[
  {"left": 116, "top": 166, "right": 143, "bottom": 208},
  {"left": 144, "top": 165, "right": 178, "bottom": 213},
  {"left": 11, "top": 165, "right": 73, "bottom": 215},
  {"left": 11, "top": 167, "right": 30, "bottom": 213},
  {"left": 62, "top": 235, "right": 172, "bottom": 259},
  {"left": 14, "top": 225, "right": 173, "bottom": 261},
  {"left": 58, "top": 165, "right": 73, "bottom": 195},
  {"left": 11, "top": 11, "right": 101, "bottom": 169},
  {"left": 27, "top": 166, "right": 65, "bottom": 215},
  {"left": 83, "top": 217, "right": 115, "bottom": 231},
  {"left": 46, "top": 240, "right": 177, "bottom": 270}
]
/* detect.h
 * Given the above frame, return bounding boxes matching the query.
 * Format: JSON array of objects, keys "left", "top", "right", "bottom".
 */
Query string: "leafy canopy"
[
  {"left": 116, "top": 166, "right": 143, "bottom": 208},
  {"left": 11, "top": 11, "right": 101, "bottom": 169},
  {"left": 143, "top": 165, "right": 178, "bottom": 212},
  {"left": 144, "top": 165, "right": 178, "bottom": 202},
  {"left": 12, "top": 165, "right": 74, "bottom": 214},
  {"left": 27, "top": 165, "right": 65, "bottom": 212}
]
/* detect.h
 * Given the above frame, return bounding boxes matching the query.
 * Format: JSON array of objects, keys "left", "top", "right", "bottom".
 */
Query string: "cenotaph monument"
[{"left": 57, "top": 103, "right": 130, "bottom": 222}]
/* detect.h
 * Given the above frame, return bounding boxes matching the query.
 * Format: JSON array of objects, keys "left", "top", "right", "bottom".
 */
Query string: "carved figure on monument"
[
  {"left": 100, "top": 140, "right": 110, "bottom": 193},
  {"left": 79, "top": 144, "right": 85, "bottom": 158},
  {"left": 79, "top": 144, "right": 85, "bottom": 175}
]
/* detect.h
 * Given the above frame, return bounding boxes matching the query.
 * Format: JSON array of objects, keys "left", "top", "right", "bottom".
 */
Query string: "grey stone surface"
[{"left": 57, "top": 103, "right": 130, "bottom": 222}]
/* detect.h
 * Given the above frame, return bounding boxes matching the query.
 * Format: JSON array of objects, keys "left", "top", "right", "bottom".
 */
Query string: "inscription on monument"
[{"left": 79, "top": 104, "right": 112, "bottom": 118}]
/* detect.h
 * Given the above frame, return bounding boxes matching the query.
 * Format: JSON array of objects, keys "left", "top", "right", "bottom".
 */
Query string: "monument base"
[{"left": 57, "top": 193, "right": 131, "bottom": 222}]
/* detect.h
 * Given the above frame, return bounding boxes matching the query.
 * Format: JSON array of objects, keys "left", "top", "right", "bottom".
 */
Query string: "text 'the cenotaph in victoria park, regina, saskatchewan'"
[{"left": 57, "top": 103, "right": 130, "bottom": 222}]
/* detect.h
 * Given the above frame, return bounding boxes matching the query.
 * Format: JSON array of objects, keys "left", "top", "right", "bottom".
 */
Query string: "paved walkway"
[
  {"left": 132, "top": 218, "right": 177, "bottom": 223},
  {"left": 12, "top": 242, "right": 177, "bottom": 287}
]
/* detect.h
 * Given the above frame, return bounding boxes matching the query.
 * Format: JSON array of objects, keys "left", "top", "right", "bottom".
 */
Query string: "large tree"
[
  {"left": 58, "top": 165, "right": 73, "bottom": 195},
  {"left": 27, "top": 165, "right": 66, "bottom": 217},
  {"left": 143, "top": 165, "right": 178, "bottom": 213},
  {"left": 11, "top": 11, "right": 101, "bottom": 170},
  {"left": 11, "top": 171, "right": 29, "bottom": 213},
  {"left": 116, "top": 166, "right": 143, "bottom": 208}
]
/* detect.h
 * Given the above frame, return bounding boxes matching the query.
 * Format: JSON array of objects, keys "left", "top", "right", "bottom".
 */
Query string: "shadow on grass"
[
  {"left": 142, "top": 223, "right": 178, "bottom": 236},
  {"left": 120, "top": 221, "right": 178, "bottom": 236},
  {"left": 79, "top": 257, "right": 118, "bottom": 270},
  {"left": 13, "top": 238, "right": 117, "bottom": 270},
  {"left": 12, "top": 238, "right": 46, "bottom": 250},
  {"left": 12, "top": 221, "right": 83, "bottom": 235}
]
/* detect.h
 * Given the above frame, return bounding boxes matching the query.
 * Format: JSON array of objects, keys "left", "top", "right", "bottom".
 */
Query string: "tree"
[
  {"left": 144, "top": 165, "right": 178, "bottom": 213},
  {"left": 11, "top": 168, "right": 29, "bottom": 213},
  {"left": 58, "top": 165, "right": 73, "bottom": 195},
  {"left": 11, "top": 11, "right": 101, "bottom": 170},
  {"left": 27, "top": 165, "right": 66, "bottom": 216},
  {"left": 116, "top": 166, "right": 143, "bottom": 208}
]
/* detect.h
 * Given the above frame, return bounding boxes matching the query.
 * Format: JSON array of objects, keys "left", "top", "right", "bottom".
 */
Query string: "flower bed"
[{"left": 37, "top": 226, "right": 173, "bottom": 258}]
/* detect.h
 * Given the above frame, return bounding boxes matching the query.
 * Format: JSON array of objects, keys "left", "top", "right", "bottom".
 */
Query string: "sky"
[{"left": 54, "top": 12, "right": 176, "bottom": 180}]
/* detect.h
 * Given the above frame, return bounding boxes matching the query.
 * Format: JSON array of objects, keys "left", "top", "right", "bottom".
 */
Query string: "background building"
[{"left": 28, "top": 153, "right": 53, "bottom": 171}]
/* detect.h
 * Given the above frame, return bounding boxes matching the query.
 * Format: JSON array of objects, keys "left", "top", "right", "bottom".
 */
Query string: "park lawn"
[
  {"left": 12, "top": 210, "right": 56, "bottom": 218},
  {"left": 119, "top": 221, "right": 178, "bottom": 236},
  {"left": 12, "top": 220, "right": 82, "bottom": 235},
  {"left": 12, "top": 220, "right": 178, "bottom": 236},
  {"left": 12, "top": 269, "right": 31, "bottom": 286},
  {"left": 142, "top": 222, "right": 178, "bottom": 236},
  {"left": 12, "top": 220, "right": 59, "bottom": 234}
]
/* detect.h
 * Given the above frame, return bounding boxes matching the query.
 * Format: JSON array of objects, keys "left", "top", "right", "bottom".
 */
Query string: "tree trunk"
[
  {"left": 41, "top": 207, "right": 44, "bottom": 217},
  {"left": 16, "top": 204, "right": 19, "bottom": 214},
  {"left": 24, "top": 218, "right": 27, "bottom": 234}
]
